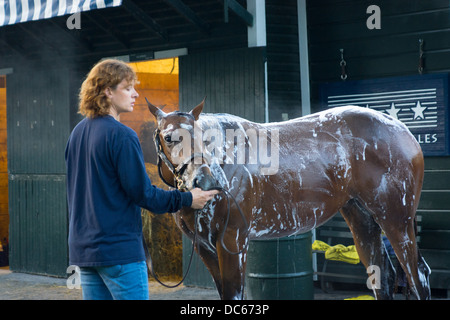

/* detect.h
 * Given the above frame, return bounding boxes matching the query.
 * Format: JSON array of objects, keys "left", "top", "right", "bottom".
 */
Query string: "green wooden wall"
[
  {"left": 307, "top": 0, "right": 450, "bottom": 292},
  {"left": 265, "top": 0, "right": 302, "bottom": 122},
  {"left": 179, "top": 47, "right": 266, "bottom": 122},
  {"left": 7, "top": 65, "right": 72, "bottom": 277},
  {"left": 179, "top": 47, "right": 266, "bottom": 288}
]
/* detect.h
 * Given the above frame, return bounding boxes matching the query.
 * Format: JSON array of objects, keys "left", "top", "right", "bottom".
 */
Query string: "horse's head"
[{"left": 146, "top": 97, "right": 221, "bottom": 192}]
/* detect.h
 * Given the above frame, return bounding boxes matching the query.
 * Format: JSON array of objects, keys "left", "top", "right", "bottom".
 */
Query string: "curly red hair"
[{"left": 79, "top": 59, "right": 138, "bottom": 118}]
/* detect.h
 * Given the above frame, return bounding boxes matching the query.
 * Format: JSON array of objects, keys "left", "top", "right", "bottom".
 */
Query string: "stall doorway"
[
  {"left": 0, "top": 75, "right": 8, "bottom": 269},
  {"left": 121, "top": 58, "right": 182, "bottom": 280}
]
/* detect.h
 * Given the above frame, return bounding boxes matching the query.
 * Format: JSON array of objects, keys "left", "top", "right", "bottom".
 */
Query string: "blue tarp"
[{"left": 0, "top": 0, "right": 122, "bottom": 27}]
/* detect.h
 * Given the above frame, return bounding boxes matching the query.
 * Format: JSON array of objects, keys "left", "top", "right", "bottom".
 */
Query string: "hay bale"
[{"left": 142, "top": 163, "right": 183, "bottom": 279}]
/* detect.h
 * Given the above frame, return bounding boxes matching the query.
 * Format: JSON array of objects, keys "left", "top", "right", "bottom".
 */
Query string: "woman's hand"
[{"left": 190, "top": 188, "right": 220, "bottom": 209}]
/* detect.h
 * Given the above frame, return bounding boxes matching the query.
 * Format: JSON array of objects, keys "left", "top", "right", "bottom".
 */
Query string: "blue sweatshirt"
[{"left": 65, "top": 115, "right": 192, "bottom": 267}]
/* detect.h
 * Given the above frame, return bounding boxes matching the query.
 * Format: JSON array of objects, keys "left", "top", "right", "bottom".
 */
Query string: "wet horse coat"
[{"left": 147, "top": 102, "right": 431, "bottom": 300}]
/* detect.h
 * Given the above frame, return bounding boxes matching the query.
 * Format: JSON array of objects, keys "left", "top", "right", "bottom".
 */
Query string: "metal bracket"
[
  {"left": 223, "top": 0, "right": 253, "bottom": 26},
  {"left": 418, "top": 39, "right": 425, "bottom": 74},
  {"left": 340, "top": 48, "right": 347, "bottom": 81}
]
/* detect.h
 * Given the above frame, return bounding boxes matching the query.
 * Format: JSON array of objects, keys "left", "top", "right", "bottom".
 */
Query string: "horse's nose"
[
  {"left": 193, "top": 178, "right": 200, "bottom": 188},
  {"left": 193, "top": 175, "right": 221, "bottom": 191}
]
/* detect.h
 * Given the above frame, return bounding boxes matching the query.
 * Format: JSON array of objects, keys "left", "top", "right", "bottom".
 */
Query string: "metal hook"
[
  {"left": 418, "top": 39, "right": 424, "bottom": 74},
  {"left": 340, "top": 48, "right": 347, "bottom": 80},
  {"left": 340, "top": 49, "right": 345, "bottom": 62}
]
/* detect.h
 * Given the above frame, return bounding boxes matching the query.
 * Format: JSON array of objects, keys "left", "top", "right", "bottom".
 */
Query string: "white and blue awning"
[{"left": 0, "top": 0, "right": 122, "bottom": 27}]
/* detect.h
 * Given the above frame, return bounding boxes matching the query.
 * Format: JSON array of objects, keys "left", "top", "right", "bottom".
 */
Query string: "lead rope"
[
  {"left": 143, "top": 188, "right": 249, "bottom": 288},
  {"left": 143, "top": 210, "right": 199, "bottom": 289}
]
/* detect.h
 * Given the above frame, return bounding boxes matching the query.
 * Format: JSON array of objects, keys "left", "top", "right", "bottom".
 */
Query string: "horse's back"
[
  {"left": 339, "top": 106, "right": 422, "bottom": 161},
  {"left": 309, "top": 106, "right": 422, "bottom": 160},
  {"left": 332, "top": 106, "right": 424, "bottom": 210},
  {"left": 274, "top": 105, "right": 424, "bottom": 201}
]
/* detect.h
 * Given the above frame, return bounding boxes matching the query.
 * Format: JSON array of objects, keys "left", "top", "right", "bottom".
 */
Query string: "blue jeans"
[{"left": 80, "top": 261, "right": 149, "bottom": 300}]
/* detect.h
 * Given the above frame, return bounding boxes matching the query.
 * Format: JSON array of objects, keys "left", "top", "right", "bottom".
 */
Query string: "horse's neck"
[
  {"left": 197, "top": 113, "right": 257, "bottom": 166},
  {"left": 198, "top": 113, "right": 256, "bottom": 131}
]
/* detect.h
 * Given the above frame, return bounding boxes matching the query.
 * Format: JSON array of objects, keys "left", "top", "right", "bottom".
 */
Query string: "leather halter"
[
  {"left": 154, "top": 127, "right": 249, "bottom": 254},
  {"left": 153, "top": 129, "right": 205, "bottom": 191}
]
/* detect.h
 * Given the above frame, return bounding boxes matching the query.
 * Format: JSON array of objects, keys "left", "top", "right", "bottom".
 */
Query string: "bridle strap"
[
  {"left": 174, "top": 152, "right": 207, "bottom": 174},
  {"left": 146, "top": 128, "right": 249, "bottom": 290},
  {"left": 144, "top": 211, "right": 199, "bottom": 289},
  {"left": 154, "top": 129, "right": 208, "bottom": 191},
  {"left": 147, "top": 129, "right": 198, "bottom": 288}
]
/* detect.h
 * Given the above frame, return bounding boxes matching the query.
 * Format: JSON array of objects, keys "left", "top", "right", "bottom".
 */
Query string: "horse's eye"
[{"left": 164, "top": 135, "right": 172, "bottom": 143}]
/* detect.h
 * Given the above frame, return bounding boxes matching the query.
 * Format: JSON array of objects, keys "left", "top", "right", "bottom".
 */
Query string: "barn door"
[{"left": 7, "top": 66, "right": 70, "bottom": 277}]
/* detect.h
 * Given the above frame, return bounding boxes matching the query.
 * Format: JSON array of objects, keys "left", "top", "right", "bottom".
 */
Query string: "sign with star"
[{"left": 320, "top": 73, "right": 449, "bottom": 156}]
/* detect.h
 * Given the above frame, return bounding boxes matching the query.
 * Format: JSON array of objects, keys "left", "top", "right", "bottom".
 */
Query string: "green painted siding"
[
  {"left": 9, "top": 175, "right": 68, "bottom": 276},
  {"left": 7, "top": 66, "right": 71, "bottom": 277},
  {"left": 266, "top": 0, "right": 301, "bottom": 122},
  {"left": 179, "top": 47, "right": 266, "bottom": 288},
  {"left": 308, "top": 0, "right": 450, "bottom": 291},
  {"left": 179, "top": 47, "right": 266, "bottom": 122}
]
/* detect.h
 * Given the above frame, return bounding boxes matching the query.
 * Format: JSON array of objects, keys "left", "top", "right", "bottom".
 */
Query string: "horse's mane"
[
  {"left": 198, "top": 113, "right": 252, "bottom": 130},
  {"left": 173, "top": 111, "right": 195, "bottom": 120}
]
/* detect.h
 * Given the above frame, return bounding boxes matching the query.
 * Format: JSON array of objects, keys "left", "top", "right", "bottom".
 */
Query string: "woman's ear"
[{"left": 104, "top": 87, "right": 113, "bottom": 99}]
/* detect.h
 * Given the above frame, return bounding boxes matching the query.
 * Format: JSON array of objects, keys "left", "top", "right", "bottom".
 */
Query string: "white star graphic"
[
  {"left": 386, "top": 103, "right": 400, "bottom": 119},
  {"left": 411, "top": 101, "right": 427, "bottom": 120}
]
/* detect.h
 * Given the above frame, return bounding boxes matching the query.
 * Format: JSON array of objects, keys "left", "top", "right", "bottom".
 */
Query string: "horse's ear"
[
  {"left": 190, "top": 97, "right": 206, "bottom": 121},
  {"left": 146, "top": 97, "right": 166, "bottom": 120}
]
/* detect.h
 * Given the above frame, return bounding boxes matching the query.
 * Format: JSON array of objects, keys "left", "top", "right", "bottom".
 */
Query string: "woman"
[{"left": 65, "top": 59, "right": 217, "bottom": 300}]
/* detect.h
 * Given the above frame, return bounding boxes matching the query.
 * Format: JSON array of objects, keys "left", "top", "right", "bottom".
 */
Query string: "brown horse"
[{"left": 146, "top": 99, "right": 431, "bottom": 300}]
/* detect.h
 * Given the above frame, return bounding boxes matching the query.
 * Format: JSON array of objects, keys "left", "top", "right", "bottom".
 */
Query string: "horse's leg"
[
  {"left": 340, "top": 199, "right": 396, "bottom": 299},
  {"left": 196, "top": 243, "right": 224, "bottom": 299},
  {"left": 216, "top": 235, "right": 247, "bottom": 300},
  {"left": 376, "top": 217, "right": 431, "bottom": 300},
  {"left": 358, "top": 175, "right": 431, "bottom": 300},
  {"left": 178, "top": 216, "right": 224, "bottom": 298}
]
